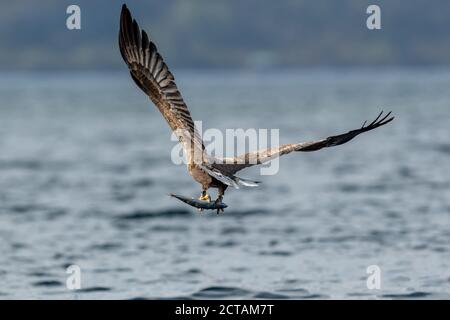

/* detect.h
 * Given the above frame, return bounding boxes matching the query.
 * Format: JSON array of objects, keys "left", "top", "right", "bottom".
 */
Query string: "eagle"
[{"left": 118, "top": 4, "right": 394, "bottom": 213}]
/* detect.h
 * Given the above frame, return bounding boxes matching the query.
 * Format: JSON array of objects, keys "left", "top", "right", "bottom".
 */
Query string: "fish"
[{"left": 170, "top": 194, "right": 228, "bottom": 212}]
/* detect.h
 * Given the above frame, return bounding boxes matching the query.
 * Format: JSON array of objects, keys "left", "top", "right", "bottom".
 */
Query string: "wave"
[
  {"left": 192, "top": 286, "right": 252, "bottom": 299},
  {"left": 117, "top": 208, "right": 191, "bottom": 220}
]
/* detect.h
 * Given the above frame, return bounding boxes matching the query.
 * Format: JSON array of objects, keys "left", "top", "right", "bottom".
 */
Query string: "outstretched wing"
[
  {"left": 212, "top": 111, "right": 394, "bottom": 175},
  {"left": 119, "top": 4, "right": 204, "bottom": 164}
]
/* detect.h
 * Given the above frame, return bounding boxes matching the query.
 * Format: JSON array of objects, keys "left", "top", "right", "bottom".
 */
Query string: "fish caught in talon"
[
  {"left": 170, "top": 194, "right": 228, "bottom": 212},
  {"left": 198, "top": 193, "right": 211, "bottom": 202}
]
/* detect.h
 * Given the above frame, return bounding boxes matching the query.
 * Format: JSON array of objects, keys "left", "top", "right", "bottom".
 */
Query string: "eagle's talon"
[
  {"left": 198, "top": 193, "right": 211, "bottom": 202},
  {"left": 214, "top": 196, "right": 225, "bottom": 214}
]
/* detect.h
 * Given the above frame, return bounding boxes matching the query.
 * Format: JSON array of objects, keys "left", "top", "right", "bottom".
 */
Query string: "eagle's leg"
[
  {"left": 197, "top": 189, "right": 211, "bottom": 213},
  {"left": 215, "top": 185, "right": 227, "bottom": 214},
  {"left": 198, "top": 189, "right": 211, "bottom": 202}
]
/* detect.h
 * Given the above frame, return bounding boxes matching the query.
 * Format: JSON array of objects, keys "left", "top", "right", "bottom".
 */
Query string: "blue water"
[{"left": 0, "top": 69, "right": 449, "bottom": 299}]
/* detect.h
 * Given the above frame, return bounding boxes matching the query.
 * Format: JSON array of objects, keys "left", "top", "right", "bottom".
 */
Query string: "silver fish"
[{"left": 170, "top": 194, "right": 228, "bottom": 211}]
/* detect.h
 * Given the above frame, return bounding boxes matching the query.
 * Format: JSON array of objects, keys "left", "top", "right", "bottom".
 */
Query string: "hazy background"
[{"left": 1, "top": 0, "right": 450, "bottom": 70}]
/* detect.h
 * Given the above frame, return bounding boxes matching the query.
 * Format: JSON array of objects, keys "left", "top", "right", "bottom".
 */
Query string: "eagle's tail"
[
  {"left": 200, "top": 164, "right": 260, "bottom": 189},
  {"left": 233, "top": 176, "right": 260, "bottom": 187}
]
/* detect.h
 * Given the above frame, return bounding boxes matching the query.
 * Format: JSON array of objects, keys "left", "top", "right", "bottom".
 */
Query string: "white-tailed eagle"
[{"left": 119, "top": 4, "right": 394, "bottom": 213}]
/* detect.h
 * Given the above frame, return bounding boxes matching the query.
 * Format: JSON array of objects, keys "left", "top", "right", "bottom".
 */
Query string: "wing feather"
[
  {"left": 212, "top": 111, "right": 394, "bottom": 175},
  {"left": 119, "top": 4, "right": 204, "bottom": 164}
]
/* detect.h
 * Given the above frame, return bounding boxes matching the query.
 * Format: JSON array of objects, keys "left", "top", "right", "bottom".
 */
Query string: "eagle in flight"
[{"left": 119, "top": 4, "right": 394, "bottom": 213}]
